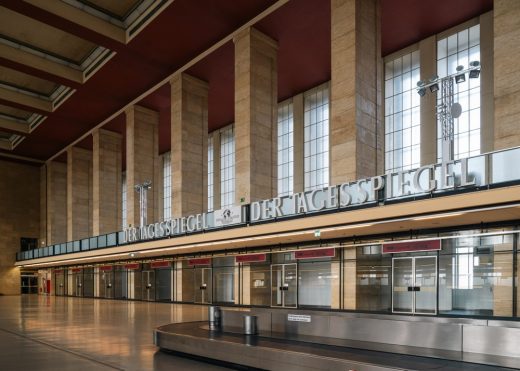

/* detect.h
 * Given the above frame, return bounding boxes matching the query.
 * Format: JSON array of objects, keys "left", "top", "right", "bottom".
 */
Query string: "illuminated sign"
[
  {"left": 123, "top": 206, "right": 244, "bottom": 243},
  {"left": 295, "top": 248, "right": 335, "bottom": 259},
  {"left": 235, "top": 254, "right": 267, "bottom": 263},
  {"left": 382, "top": 240, "right": 441, "bottom": 254},
  {"left": 188, "top": 258, "right": 211, "bottom": 266},
  {"left": 251, "top": 158, "right": 477, "bottom": 222}
]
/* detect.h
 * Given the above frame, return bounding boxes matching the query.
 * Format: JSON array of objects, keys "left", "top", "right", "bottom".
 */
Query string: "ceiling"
[{"left": 0, "top": 0, "right": 493, "bottom": 164}]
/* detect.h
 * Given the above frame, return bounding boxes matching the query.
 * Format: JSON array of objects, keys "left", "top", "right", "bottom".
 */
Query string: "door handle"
[
  {"left": 407, "top": 286, "right": 413, "bottom": 292},
  {"left": 200, "top": 286, "right": 206, "bottom": 290},
  {"left": 414, "top": 286, "right": 421, "bottom": 292}
]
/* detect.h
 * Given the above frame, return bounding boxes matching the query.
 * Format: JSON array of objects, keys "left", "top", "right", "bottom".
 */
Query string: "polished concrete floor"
[{"left": 0, "top": 295, "right": 231, "bottom": 371}]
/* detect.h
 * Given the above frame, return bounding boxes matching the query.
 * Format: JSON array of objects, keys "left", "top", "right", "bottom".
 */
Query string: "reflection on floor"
[{"left": 0, "top": 295, "right": 231, "bottom": 371}]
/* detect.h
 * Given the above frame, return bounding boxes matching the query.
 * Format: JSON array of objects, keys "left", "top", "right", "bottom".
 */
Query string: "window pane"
[
  {"left": 436, "top": 25, "right": 481, "bottom": 161},
  {"left": 304, "top": 84, "right": 329, "bottom": 191},
  {"left": 384, "top": 50, "right": 421, "bottom": 173}
]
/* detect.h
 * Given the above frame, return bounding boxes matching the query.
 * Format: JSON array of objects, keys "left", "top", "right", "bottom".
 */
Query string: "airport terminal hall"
[{"left": 2, "top": 0, "right": 520, "bottom": 370}]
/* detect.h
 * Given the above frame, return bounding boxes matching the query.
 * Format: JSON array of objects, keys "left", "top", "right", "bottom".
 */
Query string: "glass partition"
[
  {"left": 83, "top": 268, "right": 94, "bottom": 297},
  {"left": 241, "top": 261, "right": 271, "bottom": 306},
  {"left": 98, "top": 235, "right": 107, "bottom": 248},
  {"left": 213, "top": 257, "right": 235, "bottom": 305},
  {"left": 439, "top": 233, "right": 514, "bottom": 317},
  {"left": 107, "top": 233, "right": 117, "bottom": 247},
  {"left": 355, "top": 245, "right": 392, "bottom": 312},
  {"left": 298, "top": 259, "right": 339, "bottom": 309},
  {"left": 492, "top": 147, "right": 520, "bottom": 184}
]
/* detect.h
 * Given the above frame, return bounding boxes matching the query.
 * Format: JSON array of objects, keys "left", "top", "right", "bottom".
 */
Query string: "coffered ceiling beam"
[
  {"left": 0, "top": 87, "right": 53, "bottom": 113},
  {"left": 2, "top": 0, "right": 126, "bottom": 48},
  {"left": 0, "top": 43, "right": 84, "bottom": 85},
  {"left": 24, "top": 0, "right": 126, "bottom": 43},
  {"left": 0, "top": 117, "right": 30, "bottom": 134}
]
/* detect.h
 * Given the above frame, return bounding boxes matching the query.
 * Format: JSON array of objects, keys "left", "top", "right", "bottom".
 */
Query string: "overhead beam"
[
  {"left": 0, "top": 43, "right": 84, "bottom": 84},
  {"left": 0, "top": 117, "right": 30, "bottom": 134},
  {"left": 0, "top": 56, "right": 82, "bottom": 89},
  {"left": 0, "top": 150, "right": 44, "bottom": 164},
  {"left": 0, "top": 140, "right": 13, "bottom": 150},
  {"left": 0, "top": 86, "right": 53, "bottom": 113},
  {"left": 23, "top": 0, "right": 126, "bottom": 42}
]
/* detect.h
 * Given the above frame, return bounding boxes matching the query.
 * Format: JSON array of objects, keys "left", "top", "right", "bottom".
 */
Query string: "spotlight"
[
  {"left": 417, "top": 87, "right": 426, "bottom": 96},
  {"left": 417, "top": 80, "right": 426, "bottom": 88},
  {"left": 455, "top": 73, "right": 466, "bottom": 84},
  {"left": 469, "top": 61, "right": 480, "bottom": 68},
  {"left": 469, "top": 69, "right": 480, "bottom": 79},
  {"left": 455, "top": 65, "right": 465, "bottom": 84},
  {"left": 429, "top": 83, "right": 439, "bottom": 93}
]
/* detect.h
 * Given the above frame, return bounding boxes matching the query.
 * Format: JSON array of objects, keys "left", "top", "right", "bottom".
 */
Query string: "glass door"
[
  {"left": 55, "top": 272, "right": 65, "bottom": 296},
  {"left": 271, "top": 263, "right": 297, "bottom": 308},
  {"left": 100, "top": 271, "right": 114, "bottom": 298},
  {"left": 392, "top": 256, "right": 437, "bottom": 315},
  {"left": 392, "top": 258, "right": 414, "bottom": 314},
  {"left": 414, "top": 256, "right": 437, "bottom": 314},
  {"left": 194, "top": 267, "right": 212, "bottom": 304},
  {"left": 155, "top": 268, "right": 172, "bottom": 302},
  {"left": 75, "top": 273, "right": 83, "bottom": 297},
  {"left": 142, "top": 271, "right": 155, "bottom": 301}
]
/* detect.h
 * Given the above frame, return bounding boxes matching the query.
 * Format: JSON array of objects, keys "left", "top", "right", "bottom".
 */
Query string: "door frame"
[
  {"left": 142, "top": 270, "right": 155, "bottom": 301},
  {"left": 270, "top": 263, "right": 298, "bottom": 309},
  {"left": 194, "top": 267, "right": 212, "bottom": 304},
  {"left": 391, "top": 256, "right": 437, "bottom": 315}
]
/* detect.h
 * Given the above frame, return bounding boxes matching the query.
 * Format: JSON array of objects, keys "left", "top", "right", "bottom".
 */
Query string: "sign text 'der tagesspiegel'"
[
  {"left": 250, "top": 157, "right": 477, "bottom": 221},
  {"left": 124, "top": 157, "right": 481, "bottom": 243}
]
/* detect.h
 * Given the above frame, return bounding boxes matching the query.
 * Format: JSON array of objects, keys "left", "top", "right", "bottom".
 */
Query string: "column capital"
[{"left": 233, "top": 27, "right": 279, "bottom": 53}]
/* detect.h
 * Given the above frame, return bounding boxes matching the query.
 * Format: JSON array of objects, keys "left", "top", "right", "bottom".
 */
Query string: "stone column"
[
  {"left": 175, "top": 261, "right": 183, "bottom": 302},
  {"left": 170, "top": 73, "right": 208, "bottom": 217},
  {"left": 46, "top": 161, "right": 67, "bottom": 245},
  {"left": 330, "top": 0, "right": 382, "bottom": 184},
  {"left": 39, "top": 165, "right": 47, "bottom": 246},
  {"left": 92, "top": 128, "right": 122, "bottom": 234},
  {"left": 494, "top": 1, "right": 520, "bottom": 149},
  {"left": 493, "top": 242, "right": 513, "bottom": 317},
  {"left": 234, "top": 27, "right": 278, "bottom": 204},
  {"left": 67, "top": 147, "right": 92, "bottom": 241},
  {"left": 419, "top": 36, "right": 438, "bottom": 165},
  {"left": 343, "top": 247, "right": 356, "bottom": 310},
  {"left": 125, "top": 105, "right": 160, "bottom": 227}
]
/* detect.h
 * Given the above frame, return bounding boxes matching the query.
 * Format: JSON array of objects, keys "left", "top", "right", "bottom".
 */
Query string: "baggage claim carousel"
[{"left": 154, "top": 307, "right": 520, "bottom": 371}]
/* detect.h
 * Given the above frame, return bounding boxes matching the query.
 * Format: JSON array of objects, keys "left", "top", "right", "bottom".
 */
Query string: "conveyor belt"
[{"left": 154, "top": 322, "right": 520, "bottom": 371}]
